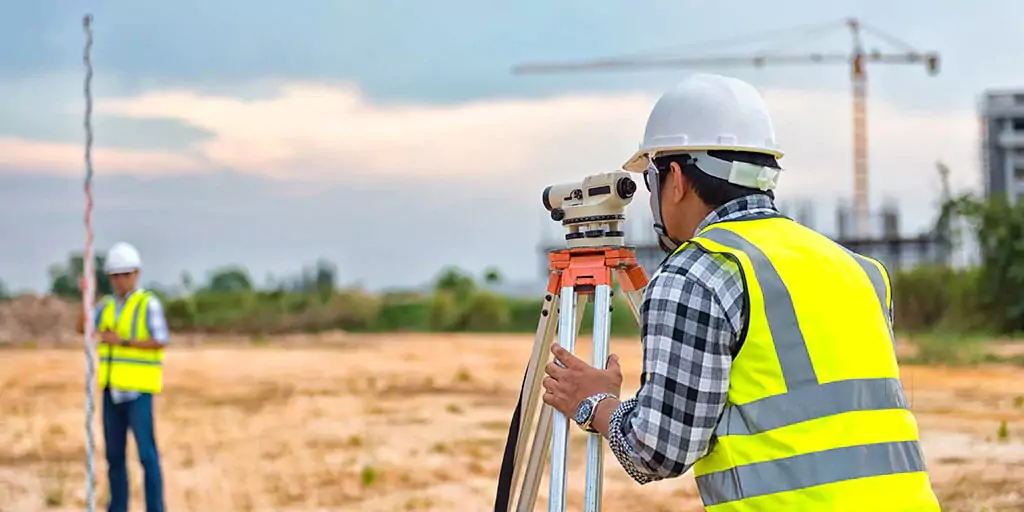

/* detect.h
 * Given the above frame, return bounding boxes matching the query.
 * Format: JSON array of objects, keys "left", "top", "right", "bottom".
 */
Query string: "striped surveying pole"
[{"left": 82, "top": 13, "right": 97, "bottom": 512}]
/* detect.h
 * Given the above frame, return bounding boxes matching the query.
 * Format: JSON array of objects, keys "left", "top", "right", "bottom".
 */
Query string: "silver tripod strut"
[
  {"left": 549, "top": 283, "right": 613, "bottom": 512},
  {"left": 583, "top": 283, "right": 612, "bottom": 512},
  {"left": 548, "top": 287, "right": 578, "bottom": 512}
]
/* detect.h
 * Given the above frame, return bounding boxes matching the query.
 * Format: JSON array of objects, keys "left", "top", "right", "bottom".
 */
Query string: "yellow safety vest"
[
  {"left": 677, "top": 215, "right": 939, "bottom": 511},
  {"left": 97, "top": 289, "right": 164, "bottom": 394}
]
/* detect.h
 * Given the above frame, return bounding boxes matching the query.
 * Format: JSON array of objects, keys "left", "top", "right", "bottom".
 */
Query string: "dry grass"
[{"left": 0, "top": 333, "right": 1022, "bottom": 511}]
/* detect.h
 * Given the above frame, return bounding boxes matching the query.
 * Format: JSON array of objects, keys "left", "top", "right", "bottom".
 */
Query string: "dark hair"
[{"left": 655, "top": 150, "right": 779, "bottom": 208}]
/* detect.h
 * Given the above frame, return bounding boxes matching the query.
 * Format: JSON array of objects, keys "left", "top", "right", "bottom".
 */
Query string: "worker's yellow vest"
[
  {"left": 96, "top": 290, "right": 164, "bottom": 394},
  {"left": 676, "top": 215, "right": 939, "bottom": 511}
]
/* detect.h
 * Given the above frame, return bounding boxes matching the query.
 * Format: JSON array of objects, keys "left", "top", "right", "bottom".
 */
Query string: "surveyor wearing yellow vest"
[
  {"left": 541, "top": 74, "right": 939, "bottom": 510},
  {"left": 77, "top": 242, "right": 167, "bottom": 512}
]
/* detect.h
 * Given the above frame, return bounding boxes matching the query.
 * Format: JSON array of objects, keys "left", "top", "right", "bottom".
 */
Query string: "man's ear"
[{"left": 668, "top": 161, "right": 689, "bottom": 203}]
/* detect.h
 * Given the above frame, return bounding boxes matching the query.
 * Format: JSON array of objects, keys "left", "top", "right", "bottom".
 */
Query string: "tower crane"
[{"left": 512, "top": 18, "right": 940, "bottom": 239}]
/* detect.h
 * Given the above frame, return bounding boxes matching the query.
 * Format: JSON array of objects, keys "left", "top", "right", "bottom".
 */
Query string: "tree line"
[
  {"left": 3, "top": 191, "right": 1023, "bottom": 338},
  {"left": 894, "top": 191, "right": 1024, "bottom": 334}
]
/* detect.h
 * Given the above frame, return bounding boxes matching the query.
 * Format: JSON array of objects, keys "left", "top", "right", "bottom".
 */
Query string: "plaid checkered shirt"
[{"left": 605, "top": 193, "right": 777, "bottom": 484}]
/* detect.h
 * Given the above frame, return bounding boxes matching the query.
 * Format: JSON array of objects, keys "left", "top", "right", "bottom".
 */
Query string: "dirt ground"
[{"left": 1, "top": 333, "right": 1022, "bottom": 511}]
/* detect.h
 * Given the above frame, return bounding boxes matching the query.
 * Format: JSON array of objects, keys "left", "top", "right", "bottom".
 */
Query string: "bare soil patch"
[{"left": 0, "top": 333, "right": 1021, "bottom": 511}]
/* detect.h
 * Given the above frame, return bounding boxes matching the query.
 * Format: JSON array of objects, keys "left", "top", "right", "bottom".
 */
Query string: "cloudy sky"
[{"left": 2, "top": 1, "right": 1020, "bottom": 293}]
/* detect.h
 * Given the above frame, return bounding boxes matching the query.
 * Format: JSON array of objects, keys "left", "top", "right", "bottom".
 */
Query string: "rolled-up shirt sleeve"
[
  {"left": 606, "top": 264, "right": 737, "bottom": 484},
  {"left": 147, "top": 297, "right": 170, "bottom": 344}
]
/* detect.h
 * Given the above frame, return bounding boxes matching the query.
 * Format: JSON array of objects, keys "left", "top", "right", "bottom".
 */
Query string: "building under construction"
[{"left": 829, "top": 201, "right": 952, "bottom": 273}]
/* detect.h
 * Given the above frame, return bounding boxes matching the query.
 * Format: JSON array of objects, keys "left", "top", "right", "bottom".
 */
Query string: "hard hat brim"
[
  {"left": 104, "top": 267, "right": 139, "bottom": 275},
  {"left": 622, "top": 145, "right": 785, "bottom": 173}
]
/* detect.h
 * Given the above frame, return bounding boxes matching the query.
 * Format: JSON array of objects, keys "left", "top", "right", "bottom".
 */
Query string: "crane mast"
[
  {"left": 849, "top": 19, "right": 870, "bottom": 238},
  {"left": 511, "top": 17, "right": 939, "bottom": 240}
]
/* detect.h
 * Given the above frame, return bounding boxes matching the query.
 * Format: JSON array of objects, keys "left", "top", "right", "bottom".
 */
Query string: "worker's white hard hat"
[
  {"left": 104, "top": 242, "right": 142, "bottom": 274},
  {"left": 622, "top": 73, "right": 784, "bottom": 174}
]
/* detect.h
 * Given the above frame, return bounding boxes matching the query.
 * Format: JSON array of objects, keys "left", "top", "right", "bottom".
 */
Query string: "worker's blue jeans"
[{"left": 102, "top": 389, "right": 165, "bottom": 512}]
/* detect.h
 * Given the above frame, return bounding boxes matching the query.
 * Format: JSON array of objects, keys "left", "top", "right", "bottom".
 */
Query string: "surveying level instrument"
[{"left": 494, "top": 171, "right": 649, "bottom": 512}]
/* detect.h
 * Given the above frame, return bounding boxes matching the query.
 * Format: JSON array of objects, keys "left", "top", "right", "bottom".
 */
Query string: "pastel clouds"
[
  {"left": 1, "top": 80, "right": 979, "bottom": 211},
  {"left": 0, "top": 137, "right": 207, "bottom": 177}
]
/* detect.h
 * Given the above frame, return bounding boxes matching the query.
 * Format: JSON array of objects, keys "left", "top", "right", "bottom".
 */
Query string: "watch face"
[{"left": 574, "top": 400, "right": 593, "bottom": 425}]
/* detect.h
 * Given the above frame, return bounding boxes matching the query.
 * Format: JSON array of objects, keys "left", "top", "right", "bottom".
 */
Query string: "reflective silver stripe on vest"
[
  {"left": 845, "top": 251, "right": 896, "bottom": 347},
  {"left": 716, "top": 377, "right": 909, "bottom": 437},
  {"left": 107, "top": 357, "right": 163, "bottom": 366},
  {"left": 696, "top": 440, "right": 927, "bottom": 506},
  {"left": 850, "top": 254, "right": 889, "bottom": 319},
  {"left": 130, "top": 292, "right": 150, "bottom": 341},
  {"left": 700, "top": 228, "right": 818, "bottom": 388}
]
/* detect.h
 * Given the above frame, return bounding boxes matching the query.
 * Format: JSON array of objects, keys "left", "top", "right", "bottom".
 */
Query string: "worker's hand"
[
  {"left": 75, "top": 307, "right": 86, "bottom": 335},
  {"left": 542, "top": 343, "right": 622, "bottom": 417},
  {"left": 99, "top": 331, "right": 121, "bottom": 345}
]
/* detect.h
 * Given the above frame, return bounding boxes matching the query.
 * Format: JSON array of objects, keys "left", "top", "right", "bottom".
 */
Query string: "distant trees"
[
  {"left": 435, "top": 266, "right": 477, "bottom": 302},
  {"left": 10, "top": 253, "right": 630, "bottom": 335},
  {"left": 289, "top": 259, "right": 336, "bottom": 303},
  {"left": 38, "top": 253, "right": 343, "bottom": 302},
  {"left": 13, "top": 189, "right": 1024, "bottom": 338},
  {"left": 32, "top": 254, "right": 509, "bottom": 305},
  {"left": 484, "top": 267, "right": 503, "bottom": 286},
  {"left": 892, "top": 189, "right": 1024, "bottom": 334},
  {"left": 204, "top": 266, "right": 253, "bottom": 293},
  {"left": 940, "top": 193, "right": 1024, "bottom": 333},
  {"left": 0, "top": 278, "right": 10, "bottom": 301},
  {"left": 48, "top": 253, "right": 112, "bottom": 299},
  {"left": 425, "top": 266, "right": 516, "bottom": 332},
  {"left": 181, "top": 271, "right": 196, "bottom": 294}
]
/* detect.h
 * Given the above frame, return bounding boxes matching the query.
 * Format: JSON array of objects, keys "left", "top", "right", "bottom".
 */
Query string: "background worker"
[
  {"left": 541, "top": 73, "right": 939, "bottom": 510},
  {"left": 77, "top": 241, "right": 167, "bottom": 512}
]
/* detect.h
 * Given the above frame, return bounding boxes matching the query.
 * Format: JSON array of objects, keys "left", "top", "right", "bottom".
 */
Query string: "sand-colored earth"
[{"left": 1, "top": 333, "right": 1022, "bottom": 511}]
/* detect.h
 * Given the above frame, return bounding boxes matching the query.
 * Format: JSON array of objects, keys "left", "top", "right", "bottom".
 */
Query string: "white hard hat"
[
  {"left": 622, "top": 73, "right": 784, "bottom": 173},
  {"left": 104, "top": 242, "right": 142, "bottom": 274}
]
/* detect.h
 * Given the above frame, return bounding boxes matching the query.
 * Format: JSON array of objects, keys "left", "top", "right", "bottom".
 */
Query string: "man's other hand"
[
  {"left": 75, "top": 308, "right": 86, "bottom": 334},
  {"left": 99, "top": 331, "right": 121, "bottom": 345},
  {"left": 542, "top": 343, "right": 623, "bottom": 417}
]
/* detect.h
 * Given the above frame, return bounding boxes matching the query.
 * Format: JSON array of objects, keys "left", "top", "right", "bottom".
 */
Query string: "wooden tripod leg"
[
  {"left": 516, "top": 404, "right": 553, "bottom": 512},
  {"left": 505, "top": 289, "right": 560, "bottom": 512}
]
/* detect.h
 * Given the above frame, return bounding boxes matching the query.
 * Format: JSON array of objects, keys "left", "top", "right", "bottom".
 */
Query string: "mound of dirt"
[{"left": 0, "top": 295, "right": 79, "bottom": 345}]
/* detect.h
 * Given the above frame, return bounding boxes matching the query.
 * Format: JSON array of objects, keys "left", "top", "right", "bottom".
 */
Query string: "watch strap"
[{"left": 577, "top": 392, "right": 617, "bottom": 433}]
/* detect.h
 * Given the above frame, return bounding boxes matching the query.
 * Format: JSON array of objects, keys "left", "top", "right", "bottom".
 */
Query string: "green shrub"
[
  {"left": 374, "top": 293, "right": 431, "bottom": 331},
  {"left": 456, "top": 291, "right": 511, "bottom": 332},
  {"left": 892, "top": 265, "right": 987, "bottom": 334},
  {"left": 329, "top": 289, "right": 381, "bottom": 331},
  {"left": 429, "top": 290, "right": 459, "bottom": 331},
  {"left": 507, "top": 298, "right": 547, "bottom": 333},
  {"left": 164, "top": 298, "right": 197, "bottom": 331}
]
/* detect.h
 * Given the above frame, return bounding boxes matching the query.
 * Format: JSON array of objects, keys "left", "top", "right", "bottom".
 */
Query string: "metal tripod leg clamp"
[{"left": 493, "top": 247, "right": 648, "bottom": 512}]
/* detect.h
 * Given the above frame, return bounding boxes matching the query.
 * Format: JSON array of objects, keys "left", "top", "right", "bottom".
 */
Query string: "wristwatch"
[
  {"left": 573, "top": 392, "right": 616, "bottom": 434},
  {"left": 119, "top": 338, "right": 131, "bottom": 347}
]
